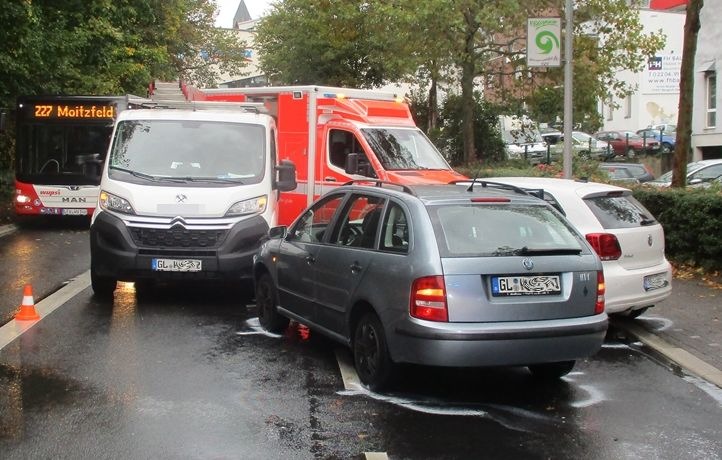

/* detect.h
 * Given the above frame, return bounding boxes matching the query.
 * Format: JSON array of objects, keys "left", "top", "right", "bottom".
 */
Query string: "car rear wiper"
[{"left": 493, "top": 246, "right": 581, "bottom": 256}]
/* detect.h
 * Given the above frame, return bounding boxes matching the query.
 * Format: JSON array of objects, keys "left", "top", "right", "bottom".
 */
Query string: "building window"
[
  {"left": 624, "top": 95, "right": 632, "bottom": 119},
  {"left": 706, "top": 73, "right": 716, "bottom": 128}
]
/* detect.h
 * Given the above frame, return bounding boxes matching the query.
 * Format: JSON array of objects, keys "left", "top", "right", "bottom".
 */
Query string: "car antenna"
[{"left": 467, "top": 167, "right": 483, "bottom": 192}]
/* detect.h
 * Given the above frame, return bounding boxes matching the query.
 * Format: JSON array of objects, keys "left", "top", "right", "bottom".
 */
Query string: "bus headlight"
[
  {"left": 99, "top": 190, "right": 136, "bottom": 215},
  {"left": 225, "top": 195, "right": 267, "bottom": 217}
]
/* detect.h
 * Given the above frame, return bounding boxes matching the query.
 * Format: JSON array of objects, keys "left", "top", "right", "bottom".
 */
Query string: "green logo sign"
[{"left": 527, "top": 18, "right": 561, "bottom": 68}]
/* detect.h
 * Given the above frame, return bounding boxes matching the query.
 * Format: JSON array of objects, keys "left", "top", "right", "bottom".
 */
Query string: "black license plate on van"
[{"left": 491, "top": 275, "right": 561, "bottom": 296}]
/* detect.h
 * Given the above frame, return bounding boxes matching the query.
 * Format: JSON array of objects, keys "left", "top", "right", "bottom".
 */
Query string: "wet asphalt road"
[{"left": 0, "top": 224, "right": 721, "bottom": 459}]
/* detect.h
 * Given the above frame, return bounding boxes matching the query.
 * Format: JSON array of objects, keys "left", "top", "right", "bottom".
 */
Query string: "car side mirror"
[
  {"left": 275, "top": 160, "right": 297, "bottom": 192},
  {"left": 268, "top": 225, "right": 287, "bottom": 239},
  {"left": 688, "top": 178, "right": 703, "bottom": 185}
]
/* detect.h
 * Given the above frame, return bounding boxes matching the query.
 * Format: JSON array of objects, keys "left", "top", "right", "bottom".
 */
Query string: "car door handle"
[
  {"left": 350, "top": 261, "right": 362, "bottom": 273},
  {"left": 305, "top": 255, "right": 316, "bottom": 265},
  {"left": 324, "top": 176, "right": 336, "bottom": 182}
]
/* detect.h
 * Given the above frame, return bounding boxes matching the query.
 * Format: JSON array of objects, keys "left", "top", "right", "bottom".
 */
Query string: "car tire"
[
  {"left": 91, "top": 264, "right": 116, "bottom": 299},
  {"left": 528, "top": 360, "right": 575, "bottom": 379},
  {"left": 353, "top": 312, "right": 396, "bottom": 391},
  {"left": 578, "top": 150, "right": 590, "bottom": 160},
  {"left": 626, "top": 148, "right": 636, "bottom": 159},
  {"left": 255, "top": 273, "right": 290, "bottom": 333},
  {"left": 661, "top": 142, "right": 672, "bottom": 154}
]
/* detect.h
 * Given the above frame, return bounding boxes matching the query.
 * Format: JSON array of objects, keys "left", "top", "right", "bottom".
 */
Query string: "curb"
[
  {"left": 613, "top": 318, "right": 722, "bottom": 389},
  {"left": 0, "top": 224, "right": 18, "bottom": 238}
]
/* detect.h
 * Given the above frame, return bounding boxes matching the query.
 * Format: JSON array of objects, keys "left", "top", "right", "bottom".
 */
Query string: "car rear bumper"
[
  {"left": 90, "top": 210, "right": 268, "bottom": 282},
  {"left": 603, "top": 260, "right": 673, "bottom": 314},
  {"left": 391, "top": 313, "right": 608, "bottom": 367}
]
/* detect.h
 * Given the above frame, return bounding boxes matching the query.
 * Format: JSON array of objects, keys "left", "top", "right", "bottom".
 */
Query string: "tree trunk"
[
  {"left": 673, "top": 0, "right": 703, "bottom": 188},
  {"left": 428, "top": 78, "right": 438, "bottom": 132},
  {"left": 461, "top": 12, "right": 477, "bottom": 164}
]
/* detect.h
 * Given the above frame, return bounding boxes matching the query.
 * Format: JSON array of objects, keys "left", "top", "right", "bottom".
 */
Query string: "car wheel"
[
  {"left": 353, "top": 312, "right": 396, "bottom": 391},
  {"left": 661, "top": 142, "right": 672, "bottom": 154},
  {"left": 91, "top": 264, "right": 116, "bottom": 299},
  {"left": 626, "top": 148, "right": 636, "bottom": 159},
  {"left": 528, "top": 360, "right": 575, "bottom": 379},
  {"left": 255, "top": 273, "right": 290, "bottom": 333},
  {"left": 578, "top": 150, "right": 590, "bottom": 160}
]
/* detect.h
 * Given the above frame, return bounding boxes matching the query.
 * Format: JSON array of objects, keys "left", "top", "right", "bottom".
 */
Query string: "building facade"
[{"left": 691, "top": 0, "right": 721, "bottom": 160}]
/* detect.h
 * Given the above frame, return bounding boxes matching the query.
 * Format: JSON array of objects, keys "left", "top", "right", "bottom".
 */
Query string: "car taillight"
[
  {"left": 596, "top": 270, "right": 605, "bottom": 314},
  {"left": 410, "top": 276, "right": 448, "bottom": 322},
  {"left": 585, "top": 233, "right": 622, "bottom": 260}
]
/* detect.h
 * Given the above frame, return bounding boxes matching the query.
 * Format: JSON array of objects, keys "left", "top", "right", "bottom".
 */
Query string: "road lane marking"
[
  {"left": 335, "top": 348, "right": 363, "bottom": 391},
  {"left": 0, "top": 224, "right": 18, "bottom": 238},
  {"left": 0, "top": 270, "right": 90, "bottom": 351},
  {"left": 365, "top": 453, "right": 389, "bottom": 460}
]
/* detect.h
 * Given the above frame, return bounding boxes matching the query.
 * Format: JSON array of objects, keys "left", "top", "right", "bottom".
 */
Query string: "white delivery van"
[
  {"left": 89, "top": 102, "right": 297, "bottom": 298},
  {"left": 498, "top": 115, "right": 548, "bottom": 164}
]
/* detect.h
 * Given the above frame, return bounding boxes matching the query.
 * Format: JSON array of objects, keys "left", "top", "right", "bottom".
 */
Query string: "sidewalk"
[{"left": 612, "top": 275, "right": 722, "bottom": 388}]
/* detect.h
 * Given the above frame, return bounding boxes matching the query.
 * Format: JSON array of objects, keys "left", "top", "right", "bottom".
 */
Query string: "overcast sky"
[{"left": 214, "top": 0, "right": 272, "bottom": 27}]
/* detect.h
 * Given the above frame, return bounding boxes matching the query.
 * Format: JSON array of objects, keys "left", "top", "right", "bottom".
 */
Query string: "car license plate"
[
  {"left": 152, "top": 258, "right": 202, "bottom": 272},
  {"left": 62, "top": 208, "right": 87, "bottom": 216},
  {"left": 643, "top": 272, "right": 668, "bottom": 291},
  {"left": 491, "top": 275, "right": 561, "bottom": 296}
]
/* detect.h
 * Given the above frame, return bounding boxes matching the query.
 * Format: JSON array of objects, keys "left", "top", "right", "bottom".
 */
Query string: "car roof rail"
[
  {"left": 138, "top": 100, "right": 268, "bottom": 113},
  {"left": 448, "top": 179, "right": 541, "bottom": 198},
  {"left": 342, "top": 179, "right": 416, "bottom": 196}
]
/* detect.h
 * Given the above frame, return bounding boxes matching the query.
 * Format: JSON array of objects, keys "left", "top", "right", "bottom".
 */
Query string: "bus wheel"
[{"left": 91, "top": 265, "right": 116, "bottom": 299}]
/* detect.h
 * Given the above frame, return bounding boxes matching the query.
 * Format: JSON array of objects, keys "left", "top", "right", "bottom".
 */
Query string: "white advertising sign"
[
  {"left": 642, "top": 54, "right": 682, "bottom": 94},
  {"left": 527, "top": 18, "right": 561, "bottom": 68}
]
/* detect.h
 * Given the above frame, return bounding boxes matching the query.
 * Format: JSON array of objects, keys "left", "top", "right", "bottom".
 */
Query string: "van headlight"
[
  {"left": 99, "top": 190, "right": 136, "bottom": 215},
  {"left": 226, "top": 195, "right": 267, "bottom": 217}
]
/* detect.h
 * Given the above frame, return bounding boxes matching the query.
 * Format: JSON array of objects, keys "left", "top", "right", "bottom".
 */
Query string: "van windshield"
[
  {"left": 109, "top": 119, "right": 265, "bottom": 184},
  {"left": 362, "top": 127, "right": 451, "bottom": 170}
]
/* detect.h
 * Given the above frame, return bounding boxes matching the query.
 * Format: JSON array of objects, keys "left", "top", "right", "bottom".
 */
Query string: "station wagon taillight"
[
  {"left": 410, "top": 276, "right": 448, "bottom": 322},
  {"left": 596, "top": 270, "right": 606, "bottom": 314},
  {"left": 585, "top": 233, "right": 622, "bottom": 260}
]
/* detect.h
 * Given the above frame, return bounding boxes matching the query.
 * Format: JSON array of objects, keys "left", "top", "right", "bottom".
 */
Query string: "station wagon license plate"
[
  {"left": 643, "top": 272, "right": 668, "bottom": 291},
  {"left": 491, "top": 275, "right": 561, "bottom": 296},
  {"left": 152, "top": 258, "right": 202, "bottom": 272}
]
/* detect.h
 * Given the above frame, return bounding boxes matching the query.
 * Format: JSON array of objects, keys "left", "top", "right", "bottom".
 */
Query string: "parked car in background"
[
  {"left": 647, "top": 159, "right": 722, "bottom": 187},
  {"left": 254, "top": 181, "right": 608, "bottom": 390},
  {"left": 637, "top": 128, "right": 675, "bottom": 154},
  {"left": 499, "top": 115, "right": 548, "bottom": 163},
  {"left": 594, "top": 131, "right": 660, "bottom": 158},
  {"left": 599, "top": 162, "right": 655, "bottom": 183},
  {"left": 491, "top": 177, "right": 672, "bottom": 319},
  {"left": 542, "top": 131, "right": 614, "bottom": 161}
]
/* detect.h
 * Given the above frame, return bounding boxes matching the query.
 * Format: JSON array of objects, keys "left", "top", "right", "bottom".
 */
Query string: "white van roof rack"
[{"left": 139, "top": 100, "right": 267, "bottom": 114}]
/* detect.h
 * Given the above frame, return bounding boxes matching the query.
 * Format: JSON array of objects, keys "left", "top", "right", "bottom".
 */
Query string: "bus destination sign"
[{"left": 31, "top": 103, "right": 115, "bottom": 120}]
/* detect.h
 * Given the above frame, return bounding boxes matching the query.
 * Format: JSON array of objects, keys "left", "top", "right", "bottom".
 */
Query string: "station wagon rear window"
[{"left": 429, "top": 204, "right": 584, "bottom": 257}]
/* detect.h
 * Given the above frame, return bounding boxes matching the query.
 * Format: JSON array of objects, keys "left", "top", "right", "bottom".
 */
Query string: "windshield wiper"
[
  {"left": 493, "top": 246, "right": 581, "bottom": 256},
  {"left": 172, "top": 176, "right": 244, "bottom": 184},
  {"left": 111, "top": 167, "right": 159, "bottom": 182}
]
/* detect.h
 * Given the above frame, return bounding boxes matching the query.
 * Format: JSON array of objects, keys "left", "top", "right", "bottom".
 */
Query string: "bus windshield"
[{"left": 16, "top": 123, "right": 111, "bottom": 185}]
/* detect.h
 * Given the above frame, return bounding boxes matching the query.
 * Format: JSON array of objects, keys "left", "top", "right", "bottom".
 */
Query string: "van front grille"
[{"left": 129, "top": 227, "right": 228, "bottom": 249}]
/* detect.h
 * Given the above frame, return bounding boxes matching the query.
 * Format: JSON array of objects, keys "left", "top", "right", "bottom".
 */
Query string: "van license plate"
[
  {"left": 491, "top": 275, "right": 561, "bottom": 296},
  {"left": 152, "top": 259, "right": 202, "bottom": 272}
]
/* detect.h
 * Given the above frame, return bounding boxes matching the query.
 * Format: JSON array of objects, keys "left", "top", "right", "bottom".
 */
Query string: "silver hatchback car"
[{"left": 253, "top": 181, "right": 608, "bottom": 390}]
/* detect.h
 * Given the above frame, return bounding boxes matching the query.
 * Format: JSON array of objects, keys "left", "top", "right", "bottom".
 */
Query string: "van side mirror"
[
  {"left": 345, "top": 152, "right": 359, "bottom": 175},
  {"left": 275, "top": 159, "right": 297, "bottom": 192}
]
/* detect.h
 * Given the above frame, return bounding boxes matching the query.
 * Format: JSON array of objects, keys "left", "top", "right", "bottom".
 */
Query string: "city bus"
[{"left": 13, "top": 95, "right": 146, "bottom": 218}]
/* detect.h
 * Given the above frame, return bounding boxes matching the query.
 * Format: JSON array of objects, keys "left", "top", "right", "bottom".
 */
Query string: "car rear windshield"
[
  {"left": 583, "top": 193, "right": 658, "bottom": 229},
  {"left": 429, "top": 203, "right": 585, "bottom": 257}
]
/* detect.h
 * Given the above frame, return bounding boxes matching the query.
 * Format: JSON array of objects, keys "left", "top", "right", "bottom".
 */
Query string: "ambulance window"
[{"left": 328, "top": 129, "right": 376, "bottom": 178}]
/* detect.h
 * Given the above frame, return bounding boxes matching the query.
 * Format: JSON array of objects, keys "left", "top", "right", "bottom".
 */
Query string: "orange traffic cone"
[{"left": 15, "top": 284, "right": 40, "bottom": 321}]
